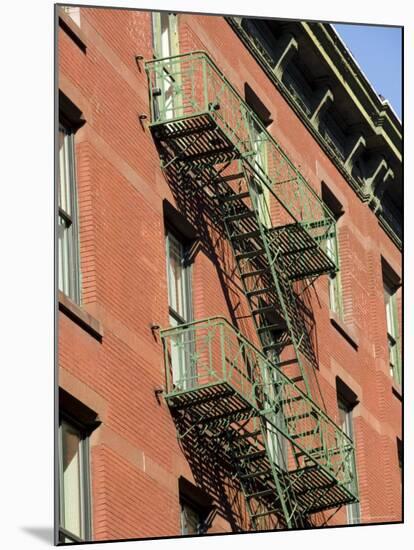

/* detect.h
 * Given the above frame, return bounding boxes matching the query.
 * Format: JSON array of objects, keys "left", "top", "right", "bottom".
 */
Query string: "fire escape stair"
[
  {"left": 225, "top": 418, "right": 353, "bottom": 527},
  {"left": 227, "top": 424, "right": 303, "bottom": 529},
  {"left": 217, "top": 180, "right": 318, "bottom": 393}
]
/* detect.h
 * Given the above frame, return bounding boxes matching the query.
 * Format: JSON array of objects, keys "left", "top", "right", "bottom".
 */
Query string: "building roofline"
[
  {"left": 303, "top": 23, "right": 402, "bottom": 151},
  {"left": 226, "top": 16, "right": 402, "bottom": 250},
  {"left": 328, "top": 23, "right": 402, "bottom": 126}
]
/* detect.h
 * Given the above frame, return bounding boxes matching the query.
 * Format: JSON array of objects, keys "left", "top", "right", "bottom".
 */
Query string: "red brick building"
[{"left": 56, "top": 5, "right": 402, "bottom": 544}]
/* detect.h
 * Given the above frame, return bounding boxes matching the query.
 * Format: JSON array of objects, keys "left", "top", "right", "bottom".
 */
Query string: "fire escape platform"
[
  {"left": 161, "top": 318, "right": 359, "bottom": 521},
  {"left": 269, "top": 223, "right": 336, "bottom": 281},
  {"left": 166, "top": 378, "right": 356, "bottom": 516},
  {"left": 146, "top": 51, "right": 339, "bottom": 281},
  {"left": 289, "top": 465, "right": 358, "bottom": 514},
  {"left": 152, "top": 112, "right": 336, "bottom": 281},
  {"left": 151, "top": 113, "right": 238, "bottom": 166},
  {"left": 165, "top": 380, "right": 256, "bottom": 426}
]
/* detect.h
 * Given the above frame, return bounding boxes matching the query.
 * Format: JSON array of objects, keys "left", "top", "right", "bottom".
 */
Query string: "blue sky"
[{"left": 333, "top": 24, "right": 402, "bottom": 119}]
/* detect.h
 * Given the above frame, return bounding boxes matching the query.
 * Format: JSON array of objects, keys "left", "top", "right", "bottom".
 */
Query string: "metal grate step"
[
  {"left": 220, "top": 191, "right": 250, "bottom": 202},
  {"left": 234, "top": 449, "right": 266, "bottom": 461},
  {"left": 291, "top": 429, "right": 318, "bottom": 439},
  {"left": 296, "top": 446, "right": 324, "bottom": 458},
  {"left": 232, "top": 230, "right": 261, "bottom": 241},
  {"left": 240, "top": 468, "right": 273, "bottom": 480},
  {"left": 215, "top": 172, "right": 245, "bottom": 183},
  {"left": 246, "top": 487, "right": 275, "bottom": 499},
  {"left": 185, "top": 146, "right": 235, "bottom": 163},
  {"left": 235, "top": 429, "right": 262, "bottom": 439},
  {"left": 236, "top": 249, "right": 265, "bottom": 260},
  {"left": 225, "top": 211, "right": 256, "bottom": 223},
  {"left": 246, "top": 287, "right": 274, "bottom": 298},
  {"left": 252, "top": 304, "right": 275, "bottom": 316},
  {"left": 280, "top": 395, "right": 306, "bottom": 405},
  {"left": 257, "top": 322, "right": 286, "bottom": 333},
  {"left": 251, "top": 508, "right": 280, "bottom": 519},
  {"left": 241, "top": 268, "right": 269, "bottom": 278},
  {"left": 285, "top": 412, "right": 312, "bottom": 422}
]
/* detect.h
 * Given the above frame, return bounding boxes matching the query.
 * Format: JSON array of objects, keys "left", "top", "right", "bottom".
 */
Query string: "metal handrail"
[
  {"left": 59, "top": 527, "right": 84, "bottom": 543},
  {"left": 160, "top": 315, "right": 350, "bottom": 440},
  {"left": 160, "top": 316, "right": 358, "bottom": 494},
  {"left": 145, "top": 51, "right": 336, "bottom": 235},
  {"left": 160, "top": 316, "right": 357, "bottom": 496}
]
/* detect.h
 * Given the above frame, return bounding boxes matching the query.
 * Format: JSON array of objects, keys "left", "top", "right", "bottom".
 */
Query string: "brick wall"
[{"left": 58, "top": 6, "right": 402, "bottom": 541}]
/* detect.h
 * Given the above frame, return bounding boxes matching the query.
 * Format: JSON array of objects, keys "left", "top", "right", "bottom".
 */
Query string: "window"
[
  {"left": 166, "top": 230, "right": 192, "bottom": 325},
  {"left": 258, "top": 322, "right": 287, "bottom": 468},
  {"left": 58, "top": 415, "right": 91, "bottom": 543},
  {"left": 179, "top": 478, "right": 213, "bottom": 535},
  {"left": 249, "top": 119, "right": 271, "bottom": 228},
  {"left": 262, "top": 366, "right": 287, "bottom": 468},
  {"left": 152, "top": 12, "right": 178, "bottom": 59},
  {"left": 383, "top": 275, "right": 401, "bottom": 385},
  {"left": 326, "top": 230, "right": 342, "bottom": 317},
  {"left": 151, "top": 13, "right": 179, "bottom": 120},
  {"left": 322, "top": 184, "right": 344, "bottom": 318},
  {"left": 180, "top": 501, "right": 203, "bottom": 535},
  {"left": 166, "top": 229, "right": 193, "bottom": 388},
  {"left": 58, "top": 122, "right": 81, "bottom": 304},
  {"left": 337, "top": 388, "right": 360, "bottom": 525}
]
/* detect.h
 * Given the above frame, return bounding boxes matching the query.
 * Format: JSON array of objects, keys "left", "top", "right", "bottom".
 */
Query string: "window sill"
[
  {"left": 58, "top": 7, "right": 87, "bottom": 52},
  {"left": 330, "top": 312, "right": 359, "bottom": 350},
  {"left": 59, "top": 291, "right": 103, "bottom": 341}
]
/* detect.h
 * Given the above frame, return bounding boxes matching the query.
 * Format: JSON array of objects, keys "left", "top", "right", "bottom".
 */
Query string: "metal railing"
[
  {"left": 160, "top": 316, "right": 358, "bottom": 498},
  {"left": 59, "top": 527, "right": 84, "bottom": 544},
  {"left": 145, "top": 51, "right": 337, "bottom": 250}
]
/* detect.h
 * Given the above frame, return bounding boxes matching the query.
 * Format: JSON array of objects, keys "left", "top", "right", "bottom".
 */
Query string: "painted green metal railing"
[
  {"left": 161, "top": 316, "right": 358, "bottom": 499},
  {"left": 145, "top": 51, "right": 337, "bottom": 252}
]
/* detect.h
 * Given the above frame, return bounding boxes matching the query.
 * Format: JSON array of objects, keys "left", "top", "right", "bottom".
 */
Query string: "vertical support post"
[
  {"left": 202, "top": 56, "right": 208, "bottom": 112},
  {"left": 332, "top": 221, "right": 340, "bottom": 274},
  {"left": 164, "top": 335, "right": 171, "bottom": 393},
  {"left": 296, "top": 174, "right": 308, "bottom": 222},
  {"left": 349, "top": 438, "right": 359, "bottom": 500},
  {"left": 220, "top": 321, "right": 226, "bottom": 382},
  {"left": 178, "top": 328, "right": 184, "bottom": 389},
  {"left": 159, "top": 61, "right": 166, "bottom": 121},
  {"left": 191, "top": 55, "right": 196, "bottom": 112},
  {"left": 148, "top": 67, "right": 154, "bottom": 123}
]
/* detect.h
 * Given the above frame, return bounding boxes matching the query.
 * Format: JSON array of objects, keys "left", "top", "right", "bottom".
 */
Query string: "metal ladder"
[
  {"left": 189, "top": 158, "right": 321, "bottom": 397},
  {"left": 225, "top": 418, "right": 308, "bottom": 530}
]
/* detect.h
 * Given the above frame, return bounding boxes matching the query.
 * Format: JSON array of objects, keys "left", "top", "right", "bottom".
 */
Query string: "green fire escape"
[{"left": 145, "top": 51, "right": 358, "bottom": 530}]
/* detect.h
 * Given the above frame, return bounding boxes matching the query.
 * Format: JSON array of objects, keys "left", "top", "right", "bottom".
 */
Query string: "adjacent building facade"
[{"left": 57, "top": 5, "right": 402, "bottom": 544}]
